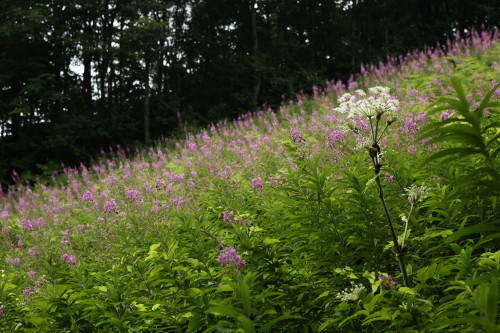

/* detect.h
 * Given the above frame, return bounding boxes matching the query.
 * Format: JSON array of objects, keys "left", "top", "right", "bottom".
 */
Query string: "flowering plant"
[{"left": 335, "top": 86, "right": 410, "bottom": 287}]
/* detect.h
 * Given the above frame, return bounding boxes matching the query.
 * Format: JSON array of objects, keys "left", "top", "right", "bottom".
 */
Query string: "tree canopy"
[{"left": 0, "top": 0, "right": 498, "bottom": 188}]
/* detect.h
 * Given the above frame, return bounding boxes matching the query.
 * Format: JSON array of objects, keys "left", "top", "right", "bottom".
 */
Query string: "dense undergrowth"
[{"left": 1, "top": 29, "right": 499, "bottom": 332}]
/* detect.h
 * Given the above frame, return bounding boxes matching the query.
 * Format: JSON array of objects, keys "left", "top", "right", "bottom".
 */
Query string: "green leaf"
[
  {"left": 420, "top": 147, "right": 483, "bottom": 166},
  {"left": 263, "top": 238, "right": 281, "bottom": 245},
  {"left": 149, "top": 243, "right": 161, "bottom": 252},
  {"left": 207, "top": 305, "right": 240, "bottom": 319},
  {"left": 318, "top": 318, "right": 339, "bottom": 331},
  {"left": 188, "top": 312, "right": 202, "bottom": 332},
  {"left": 237, "top": 314, "right": 256, "bottom": 333},
  {"left": 450, "top": 76, "right": 469, "bottom": 111},
  {"left": 476, "top": 275, "right": 499, "bottom": 324},
  {"left": 398, "top": 287, "right": 415, "bottom": 295},
  {"left": 239, "top": 278, "right": 252, "bottom": 317},
  {"left": 424, "top": 133, "right": 485, "bottom": 149},
  {"left": 474, "top": 82, "right": 500, "bottom": 115}
]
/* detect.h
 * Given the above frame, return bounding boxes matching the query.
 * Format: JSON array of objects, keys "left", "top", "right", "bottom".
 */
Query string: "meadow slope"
[{"left": 1, "top": 29, "right": 499, "bottom": 332}]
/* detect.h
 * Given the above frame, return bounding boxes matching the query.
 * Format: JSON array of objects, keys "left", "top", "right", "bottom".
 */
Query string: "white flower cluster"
[
  {"left": 404, "top": 184, "right": 429, "bottom": 204},
  {"left": 335, "top": 86, "right": 399, "bottom": 120},
  {"left": 336, "top": 281, "right": 366, "bottom": 302}
]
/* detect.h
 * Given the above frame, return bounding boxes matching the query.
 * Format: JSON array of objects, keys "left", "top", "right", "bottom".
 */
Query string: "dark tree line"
[{"left": 0, "top": 0, "right": 498, "bottom": 188}]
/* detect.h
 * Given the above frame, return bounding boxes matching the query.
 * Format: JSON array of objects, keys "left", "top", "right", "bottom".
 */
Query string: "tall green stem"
[
  {"left": 402, "top": 202, "right": 414, "bottom": 248},
  {"left": 372, "top": 158, "right": 411, "bottom": 287}
]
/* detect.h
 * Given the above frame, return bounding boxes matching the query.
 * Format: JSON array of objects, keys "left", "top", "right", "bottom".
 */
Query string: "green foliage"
[
  {"left": 419, "top": 77, "right": 500, "bottom": 196},
  {"left": 1, "top": 23, "right": 499, "bottom": 333}
]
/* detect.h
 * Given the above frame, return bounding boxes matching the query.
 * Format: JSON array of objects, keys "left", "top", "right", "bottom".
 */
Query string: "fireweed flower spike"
[{"left": 217, "top": 246, "right": 246, "bottom": 270}]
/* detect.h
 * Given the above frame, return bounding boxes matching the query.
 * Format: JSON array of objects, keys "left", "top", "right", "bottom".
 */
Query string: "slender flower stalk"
[{"left": 336, "top": 87, "right": 410, "bottom": 287}]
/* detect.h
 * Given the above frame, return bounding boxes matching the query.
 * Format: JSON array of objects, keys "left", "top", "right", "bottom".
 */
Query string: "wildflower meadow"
[{"left": 0, "top": 29, "right": 499, "bottom": 332}]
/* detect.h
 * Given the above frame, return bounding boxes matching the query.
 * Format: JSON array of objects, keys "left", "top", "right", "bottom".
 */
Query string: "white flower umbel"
[
  {"left": 336, "top": 281, "right": 366, "bottom": 302},
  {"left": 335, "top": 86, "right": 399, "bottom": 120},
  {"left": 404, "top": 185, "right": 429, "bottom": 205},
  {"left": 335, "top": 86, "right": 411, "bottom": 288}
]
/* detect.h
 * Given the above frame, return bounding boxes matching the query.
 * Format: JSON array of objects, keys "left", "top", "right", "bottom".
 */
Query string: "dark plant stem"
[
  {"left": 200, "top": 228, "right": 226, "bottom": 249},
  {"left": 372, "top": 155, "right": 411, "bottom": 287}
]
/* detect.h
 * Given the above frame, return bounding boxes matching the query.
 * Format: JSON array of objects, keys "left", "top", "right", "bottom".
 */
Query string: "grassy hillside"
[{"left": 1, "top": 29, "right": 499, "bottom": 332}]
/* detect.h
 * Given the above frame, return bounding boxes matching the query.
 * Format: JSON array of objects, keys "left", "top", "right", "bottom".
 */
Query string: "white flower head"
[
  {"left": 355, "top": 89, "right": 367, "bottom": 97},
  {"left": 336, "top": 86, "right": 399, "bottom": 120},
  {"left": 404, "top": 185, "right": 429, "bottom": 204},
  {"left": 336, "top": 281, "right": 366, "bottom": 302}
]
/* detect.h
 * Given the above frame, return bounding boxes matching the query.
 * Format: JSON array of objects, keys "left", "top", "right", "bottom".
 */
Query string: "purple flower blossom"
[
  {"left": 403, "top": 117, "right": 418, "bottom": 136},
  {"left": 384, "top": 172, "right": 394, "bottom": 182},
  {"left": 61, "top": 253, "right": 76, "bottom": 266},
  {"left": 222, "top": 210, "right": 234, "bottom": 224},
  {"left": 171, "top": 196, "right": 184, "bottom": 207},
  {"left": 290, "top": 129, "right": 305, "bottom": 143},
  {"left": 22, "top": 287, "right": 33, "bottom": 299},
  {"left": 77, "top": 225, "right": 85, "bottom": 231},
  {"left": 125, "top": 189, "right": 141, "bottom": 202},
  {"left": 251, "top": 177, "right": 263, "bottom": 191},
  {"left": 104, "top": 198, "right": 117, "bottom": 212},
  {"left": 440, "top": 111, "right": 451, "bottom": 120},
  {"left": 28, "top": 270, "right": 36, "bottom": 277},
  {"left": 327, "top": 130, "right": 345, "bottom": 145},
  {"left": 28, "top": 246, "right": 39, "bottom": 256},
  {"left": 269, "top": 175, "right": 284, "bottom": 189},
  {"left": 378, "top": 275, "right": 399, "bottom": 289},
  {"left": 0, "top": 305, "right": 3, "bottom": 315},
  {"left": 217, "top": 247, "right": 246, "bottom": 269},
  {"left": 21, "top": 220, "right": 34, "bottom": 232},
  {"left": 83, "top": 190, "right": 94, "bottom": 202},
  {"left": 420, "top": 136, "right": 433, "bottom": 145},
  {"left": 407, "top": 145, "right": 417, "bottom": 154}
]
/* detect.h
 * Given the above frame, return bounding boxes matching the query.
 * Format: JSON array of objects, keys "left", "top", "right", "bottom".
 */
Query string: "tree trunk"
[
  {"left": 250, "top": 0, "right": 261, "bottom": 106},
  {"left": 82, "top": 18, "right": 93, "bottom": 113},
  {"left": 144, "top": 58, "right": 151, "bottom": 144}
]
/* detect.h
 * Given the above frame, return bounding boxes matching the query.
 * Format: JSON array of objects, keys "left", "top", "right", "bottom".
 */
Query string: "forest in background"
[{"left": 0, "top": 0, "right": 498, "bottom": 189}]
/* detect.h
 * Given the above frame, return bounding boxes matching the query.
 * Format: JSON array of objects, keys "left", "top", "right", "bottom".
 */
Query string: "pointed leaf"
[
  {"left": 474, "top": 82, "right": 500, "bottom": 115},
  {"left": 260, "top": 314, "right": 304, "bottom": 331},
  {"left": 420, "top": 147, "right": 483, "bottom": 165},
  {"left": 450, "top": 76, "right": 469, "bottom": 110}
]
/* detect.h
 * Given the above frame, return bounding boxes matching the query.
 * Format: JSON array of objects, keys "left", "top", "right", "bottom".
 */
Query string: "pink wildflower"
[
  {"left": 28, "top": 246, "right": 39, "bottom": 256},
  {"left": 104, "top": 198, "right": 117, "bottom": 212},
  {"left": 384, "top": 173, "right": 393, "bottom": 182},
  {"left": 83, "top": 190, "right": 94, "bottom": 202},
  {"left": 251, "top": 177, "right": 263, "bottom": 191},
  {"left": 61, "top": 253, "right": 76, "bottom": 266},
  {"left": 378, "top": 275, "right": 399, "bottom": 289},
  {"left": 290, "top": 129, "right": 305, "bottom": 143},
  {"left": 217, "top": 247, "right": 246, "bottom": 269},
  {"left": 222, "top": 210, "right": 234, "bottom": 224}
]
